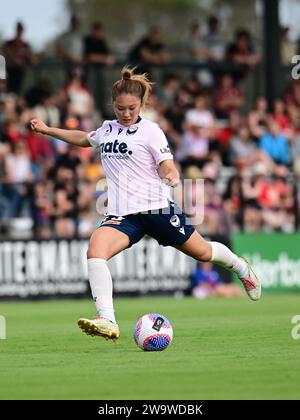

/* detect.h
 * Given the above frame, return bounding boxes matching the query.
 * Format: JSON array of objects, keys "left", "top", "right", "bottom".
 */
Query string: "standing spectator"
[
  {"left": 3, "top": 22, "right": 36, "bottom": 95},
  {"left": 84, "top": 22, "right": 114, "bottom": 66},
  {"left": 128, "top": 26, "right": 170, "bottom": 73},
  {"left": 84, "top": 22, "right": 115, "bottom": 116},
  {"left": 187, "top": 21, "right": 209, "bottom": 62},
  {"left": 226, "top": 29, "right": 260, "bottom": 79},
  {"left": 280, "top": 26, "right": 297, "bottom": 66},
  {"left": 56, "top": 15, "right": 83, "bottom": 68},
  {"left": 202, "top": 16, "right": 226, "bottom": 62}
]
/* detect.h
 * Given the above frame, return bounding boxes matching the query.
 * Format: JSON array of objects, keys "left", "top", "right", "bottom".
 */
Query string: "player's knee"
[
  {"left": 197, "top": 243, "right": 212, "bottom": 262},
  {"left": 87, "top": 245, "right": 108, "bottom": 260}
]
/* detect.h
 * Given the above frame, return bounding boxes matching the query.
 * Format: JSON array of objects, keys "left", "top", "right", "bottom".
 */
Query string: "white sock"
[
  {"left": 208, "top": 241, "right": 248, "bottom": 279},
  {"left": 87, "top": 258, "right": 116, "bottom": 324}
]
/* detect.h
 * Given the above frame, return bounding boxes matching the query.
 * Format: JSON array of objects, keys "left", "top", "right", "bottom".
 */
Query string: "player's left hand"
[{"left": 162, "top": 176, "right": 180, "bottom": 188}]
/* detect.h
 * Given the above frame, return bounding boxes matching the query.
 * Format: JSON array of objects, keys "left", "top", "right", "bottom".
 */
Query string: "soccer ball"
[{"left": 133, "top": 313, "right": 173, "bottom": 351}]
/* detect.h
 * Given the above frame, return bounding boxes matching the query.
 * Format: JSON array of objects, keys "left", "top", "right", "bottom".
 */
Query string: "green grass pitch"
[{"left": 0, "top": 295, "right": 300, "bottom": 400}]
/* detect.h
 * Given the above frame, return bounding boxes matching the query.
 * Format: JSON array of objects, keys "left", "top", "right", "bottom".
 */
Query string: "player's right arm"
[{"left": 30, "top": 119, "right": 90, "bottom": 147}]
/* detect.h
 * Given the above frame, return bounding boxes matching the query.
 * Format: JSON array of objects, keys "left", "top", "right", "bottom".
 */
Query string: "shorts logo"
[
  {"left": 179, "top": 227, "right": 185, "bottom": 235},
  {"left": 170, "top": 215, "right": 180, "bottom": 228},
  {"left": 101, "top": 216, "right": 124, "bottom": 226}
]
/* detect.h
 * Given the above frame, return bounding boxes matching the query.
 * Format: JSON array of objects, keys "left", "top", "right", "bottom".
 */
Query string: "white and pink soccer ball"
[{"left": 134, "top": 313, "right": 173, "bottom": 351}]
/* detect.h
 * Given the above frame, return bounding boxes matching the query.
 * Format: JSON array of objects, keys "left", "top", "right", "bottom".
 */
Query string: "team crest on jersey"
[
  {"left": 170, "top": 215, "right": 180, "bottom": 228},
  {"left": 104, "top": 124, "right": 113, "bottom": 136},
  {"left": 118, "top": 128, "right": 123, "bottom": 135},
  {"left": 126, "top": 126, "right": 138, "bottom": 136}
]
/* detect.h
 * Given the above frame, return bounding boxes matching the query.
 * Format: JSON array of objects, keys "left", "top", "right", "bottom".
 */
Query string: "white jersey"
[{"left": 87, "top": 117, "right": 173, "bottom": 216}]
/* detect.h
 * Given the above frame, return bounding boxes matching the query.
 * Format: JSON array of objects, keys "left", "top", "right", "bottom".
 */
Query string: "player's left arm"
[{"left": 158, "top": 159, "right": 180, "bottom": 188}]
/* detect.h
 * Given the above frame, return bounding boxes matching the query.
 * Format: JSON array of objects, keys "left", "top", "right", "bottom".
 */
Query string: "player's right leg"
[
  {"left": 175, "top": 231, "right": 261, "bottom": 301},
  {"left": 78, "top": 226, "right": 130, "bottom": 341}
]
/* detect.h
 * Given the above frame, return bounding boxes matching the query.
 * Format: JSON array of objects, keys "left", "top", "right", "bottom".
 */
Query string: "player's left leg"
[{"left": 174, "top": 231, "right": 261, "bottom": 301}]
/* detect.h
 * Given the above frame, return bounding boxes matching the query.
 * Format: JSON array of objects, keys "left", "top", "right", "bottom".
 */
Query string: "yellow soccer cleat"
[
  {"left": 78, "top": 316, "right": 120, "bottom": 341},
  {"left": 239, "top": 257, "right": 262, "bottom": 301}
]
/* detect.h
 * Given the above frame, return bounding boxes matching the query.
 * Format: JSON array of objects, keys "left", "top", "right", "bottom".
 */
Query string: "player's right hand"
[{"left": 30, "top": 119, "right": 49, "bottom": 135}]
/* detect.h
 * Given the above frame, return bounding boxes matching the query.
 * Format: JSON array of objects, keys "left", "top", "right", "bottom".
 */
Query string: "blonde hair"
[{"left": 112, "top": 66, "right": 153, "bottom": 107}]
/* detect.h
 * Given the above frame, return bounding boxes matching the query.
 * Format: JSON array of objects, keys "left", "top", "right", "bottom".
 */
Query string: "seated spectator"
[
  {"left": 191, "top": 262, "right": 244, "bottom": 299},
  {"left": 202, "top": 178, "right": 229, "bottom": 235},
  {"left": 3, "top": 21, "right": 36, "bottom": 95},
  {"left": 243, "top": 199, "right": 263, "bottom": 232},
  {"left": 223, "top": 175, "right": 243, "bottom": 231},
  {"left": 49, "top": 188, "right": 76, "bottom": 238},
  {"left": 157, "top": 116, "right": 181, "bottom": 153},
  {"left": 128, "top": 26, "right": 170, "bottom": 73},
  {"left": 259, "top": 117, "right": 291, "bottom": 166},
  {"left": 6, "top": 141, "right": 33, "bottom": 184},
  {"left": 5, "top": 141, "right": 33, "bottom": 218},
  {"left": 185, "top": 94, "right": 216, "bottom": 138},
  {"left": 62, "top": 68, "right": 95, "bottom": 131},
  {"left": 248, "top": 95, "right": 269, "bottom": 138},
  {"left": 32, "top": 181, "right": 52, "bottom": 233},
  {"left": 157, "top": 73, "right": 181, "bottom": 109},
  {"left": 0, "top": 143, "right": 18, "bottom": 220},
  {"left": 176, "top": 120, "right": 210, "bottom": 169},
  {"left": 230, "top": 124, "right": 275, "bottom": 171},
  {"left": 139, "top": 93, "right": 160, "bottom": 122},
  {"left": 214, "top": 74, "right": 244, "bottom": 119},
  {"left": 32, "top": 94, "right": 60, "bottom": 129},
  {"left": 272, "top": 98, "right": 294, "bottom": 140}
]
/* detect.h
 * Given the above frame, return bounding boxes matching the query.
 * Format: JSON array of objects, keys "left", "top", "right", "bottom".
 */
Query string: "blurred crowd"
[{"left": 1, "top": 17, "right": 300, "bottom": 239}]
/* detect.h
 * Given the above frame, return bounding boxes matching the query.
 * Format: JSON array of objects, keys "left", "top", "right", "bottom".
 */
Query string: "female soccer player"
[{"left": 31, "top": 67, "right": 261, "bottom": 341}]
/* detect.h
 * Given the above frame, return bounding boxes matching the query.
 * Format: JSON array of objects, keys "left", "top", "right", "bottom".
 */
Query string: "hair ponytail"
[{"left": 112, "top": 66, "right": 153, "bottom": 107}]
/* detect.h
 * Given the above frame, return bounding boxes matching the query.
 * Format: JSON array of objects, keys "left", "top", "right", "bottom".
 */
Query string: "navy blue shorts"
[{"left": 97, "top": 201, "right": 195, "bottom": 248}]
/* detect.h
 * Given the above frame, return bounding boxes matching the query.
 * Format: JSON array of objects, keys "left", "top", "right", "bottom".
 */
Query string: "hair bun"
[{"left": 122, "top": 68, "right": 132, "bottom": 80}]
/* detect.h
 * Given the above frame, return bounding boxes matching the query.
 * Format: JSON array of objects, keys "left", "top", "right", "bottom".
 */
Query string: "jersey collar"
[{"left": 116, "top": 116, "right": 142, "bottom": 126}]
